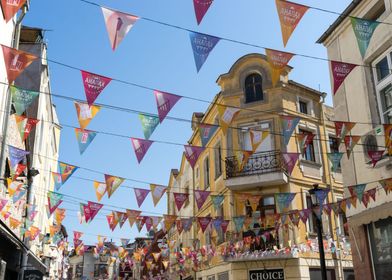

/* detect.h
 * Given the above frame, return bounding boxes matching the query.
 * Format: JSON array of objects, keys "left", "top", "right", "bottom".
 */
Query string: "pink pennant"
[
  {"left": 81, "top": 70, "right": 112, "bottom": 106},
  {"left": 74, "top": 231, "right": 83, "bottom": 240},
  {"left": 299, "top": 209, "right": 311, "bottom": 224},
  {"left": 331, "top": 61, "right": 357, "bottom": 95},
  {"left": 85, "top": 201, "right": 103, "bottom": 223},
  {"left": 221, "top": 220, "right": 230, "bottom": 234},
  {"left": 184, "top": 145, "right": 205, "bottom": 168},
  {"left": 194, "top": 190, "right": 210, "bottom": 210},
  {"left": 0, "top": 199, "right": 7, "bottom": 212},
  {"left": 154, "top": 90, "right": 181, "bottom": 123},
  {"left": 193, "top": 0, "right": 214, "bottom": 25},
  {"left": 282, "top": 153, "right": 300, "bottom": 175},
  {"left": 368, "top": 150, "right": 384, "bottom": 167},
  {"left": 134, "top": 188, "right": 150, "bottom": 208},
  {"left": 130, "top": 138, "right": 153, "bottom": 163},
  {"left": 173, "top": 192, "right": 189, "bottom": 211},
  {"left": 197, "top": 217, "right": 211, "bottom": 233}
]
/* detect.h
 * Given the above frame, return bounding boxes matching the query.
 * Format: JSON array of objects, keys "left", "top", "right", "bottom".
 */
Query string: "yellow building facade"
[{"left": 167, "top": 54, "right": 353, "bottom": 280}]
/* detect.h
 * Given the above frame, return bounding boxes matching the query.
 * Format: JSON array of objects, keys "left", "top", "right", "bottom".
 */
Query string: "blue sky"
[{"left": 23, "top": 0, "right": 352, "bottom": 245}]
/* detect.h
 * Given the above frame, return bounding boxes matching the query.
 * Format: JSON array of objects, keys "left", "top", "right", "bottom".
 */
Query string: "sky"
[{"left": 22, "top": 0, "right": 352, "bottom": 246}]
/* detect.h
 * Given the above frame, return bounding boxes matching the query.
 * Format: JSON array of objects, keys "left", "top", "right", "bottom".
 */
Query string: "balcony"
[{"left": 225, "top": 150, "right": 288, "bottom": 190}]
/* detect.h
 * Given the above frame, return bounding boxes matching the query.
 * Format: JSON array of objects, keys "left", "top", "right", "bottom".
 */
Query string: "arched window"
[{"left": 245, "top": 73, "right": 263, "bottom": 103}]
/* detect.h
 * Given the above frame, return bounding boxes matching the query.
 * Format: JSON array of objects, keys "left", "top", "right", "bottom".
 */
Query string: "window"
[
  {"left": 214, "top": 142, "right": 222, "bottom": 179},
  {"left": 299, "top": 100, "right": 308, "bottom": 114},
  {"left": 241, "top": 122, "right": 273, "bottom": 152},
  {"left": 299, "top": 129, "right": 316, "bottom": 162},
  {"left": 207, "top": 276, "right": 216, "bottom": 280},
  {"left": 204, "top": 157, "right": 210, "bottom": 189},
  {"left": 368, "top": 217, "right": 392, "bottom": 279},
  {"left": 372, "top": 49, "right": 392, "bottom": 123},
  {"left": 218, "top": 272, "right": 229, "bottom": 280},
  {"left": 309, "top": 268, "right": 336, "bottom": 280},
  {"left": 244, "top": 74, "right": 263, "bottom": 103},
  {"left": 343, "top": 270, "right": 355, "bottom": 280},
  {"left": 94, "top": 264, "right": 108, "bottom": 277},
  {"left": 306, "top": 195, "right": 316, "bottom": 233},
  {"left": 336, "top": 198, "right": 349, "bottom": 236},
  {"left": 216, "top": 203, "right": 225, "bottom": 244},
  {"left": 329, "top": 136, "right": 341, "bottom": 171}
]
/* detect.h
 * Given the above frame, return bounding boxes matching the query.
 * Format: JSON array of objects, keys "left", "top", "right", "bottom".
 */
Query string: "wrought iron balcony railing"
[{"left": 225, "top": 150, "right": 283, "bottom": 178}]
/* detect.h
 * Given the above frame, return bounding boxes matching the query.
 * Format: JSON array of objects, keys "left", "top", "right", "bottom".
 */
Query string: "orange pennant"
[
  {"left": 1, "top": 45, "right": 37, "bottom": 82},
  {"left": 265, "top": 48, "right": 294, "bottom": 86},
  {"left": 93, "top": 181, "right": 107, "bottom": 202},
  {"left": 74, "top": 101, "right": 101, "bottom": 130},
  {"left": 9, "top": 217, "right": 21, "bottom": 229}
]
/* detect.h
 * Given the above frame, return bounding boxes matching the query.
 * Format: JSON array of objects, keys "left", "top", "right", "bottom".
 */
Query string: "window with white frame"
[
  {"left": 372, "top": 48, "right": 392, "bottom": 123},
  {"left": 299, "top": 129, "right": 316, "bottom": 162},
  {"left": 328, "top": 135, "right": 341, "bottom": 171},
  {"left": 240, "top": 121, "right": 273, "bottom": 152},
  {"left": 297, "top": 97, "right": 313, "bottom": 116}
]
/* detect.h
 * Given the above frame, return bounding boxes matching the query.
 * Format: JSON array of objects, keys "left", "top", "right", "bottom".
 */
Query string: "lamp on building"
[{"left": 308, "top": 184, "right": 328, "bottom": 280}]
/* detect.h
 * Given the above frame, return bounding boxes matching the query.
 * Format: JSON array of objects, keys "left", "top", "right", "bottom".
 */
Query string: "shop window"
[
  {"left": 244, "top": 73, "right": 263, "bottom": 103},
  {"left": 309, "top": 268, "right": 336, "bottom": 280},
  {"left": 368, "top": 216, "right": 392, "bottom": 279},
  {"left": 299, "top": 129, "right": 316, "bottom": 162}
]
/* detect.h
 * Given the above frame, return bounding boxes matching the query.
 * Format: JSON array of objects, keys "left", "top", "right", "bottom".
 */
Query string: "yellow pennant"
[
  {"left": 93, "top": 181, "right": 107, "bottom": 202},
  {"left": 74, "top": 101, "right": 101, "bottom": 130},
  {"left": 250, "top": 130, "right": 270, "bottom": 152},
  {"left": 217, "top": 105, "right": 240, "bottom": 135}
]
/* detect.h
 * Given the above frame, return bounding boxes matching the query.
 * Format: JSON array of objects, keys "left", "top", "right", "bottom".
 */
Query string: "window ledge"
[{"left": 300, "top": 159, "right": 322, "bottom": 168}]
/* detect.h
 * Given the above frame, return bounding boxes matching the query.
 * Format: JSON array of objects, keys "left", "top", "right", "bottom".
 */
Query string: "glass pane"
[
  {"left": 381, "top": 84, "right": 392, "bottom": 112},
  {"left": 263, "top": 196, "right": 275, "bottom": 206},
  {"left": 376, "top": 56, "right": 390, "bottom": 82}
]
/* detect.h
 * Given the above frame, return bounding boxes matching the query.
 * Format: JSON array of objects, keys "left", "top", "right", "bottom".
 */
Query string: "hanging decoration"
[
  {"left": 0, "top": 0, "right": 27, "bottom": 22},
  {"left": 93, "top": 181, "right": 107, "bottom": 202},
  {"left": 173, "top": 192, "right": 189, "bottom": 211},
  {"left": 139, "top": 113, "right": 160, "bottom": 140},
  {"left": 327, "top": 152, "right": 344, "bottom": 172},
  {"left": 211, "top": 194, "right": 224, "bottom": 211},
  {"left": 84, "top": 201, "right": 103, "bottom": 223},
  {"left": 331, "top": 61, "right": 358, "bottom": 95},
  {"left": 197, "top": 216, "right": 211, "bottom": 233},
  {"left": 350, "top": 17, "right": 380, "bottom": 58},
  {"left": 193, "top": 0, "right": 214, "bottom": 25},
  {"left": 8, "top": 145, "right": 29, "bottom": 170},
  {"left": 194, "top": 190, "right": 210, "bottom": 210},
  {"left": 47, "top": 191, "right": 63, "bottom": 216},
  {"left": 233, "top": 216, "right": 245, "bottom": 232},
  {"left": 281, "top": 116, "right": 300, "bottom": 145},
  {"left": 10, "top": 163, "right": 26, "bottom": 181},
  {"left": 126, "top": 209, "right": 141, "bottom": 227},
  {"left": 217, "top": 105, "right": 240, "bottom": 135},
  {"left": 130, "top": 137, "right": 153, "bottom": 163},
  {"left": 81, "top": 70, "right": 112, "bottom": 106},
  {"left": 154, "top": 90, "right": 182, "bottom": 123},
  {"left": 265, "top": 48, "right": 295, "bottom": 86},
  {"left": 384, "top": 124, "right": 392, "bottom": 156},
  {"left": 74, "top": 128, "right": 97, "bottom": 155},
  {"left": 104, "top": 174, "right": 125, "bottom": 198},
  {"left": 14, "top": 115, "right": 39, "bottom": 142},
  {"left": 189, "top": 31, "right": 220, "bottom": 72},
  {"left": 163, "top": 214, "right": 177, "bottom": 232},
  {"left": 344, "top": 135, "right": 361, "bottom": 159},
  {"left": 282, "top": 152, "right": 299, "bottom": 175},
  {"left": 250, "top": 130, "right": 270, "bottom": 152},
  {"left": 334, "top": 121, "right": 355, "bottom": 140},
  {"left": 10, "top": 86, "right": 39, "bottom": 115},
  {"left": 184, "top": 145, "right": 205, "bottom": 168},
  {"left": 198, "top": 123, "right": 218, "bottom": 147},
  {"left": 275, "top": 193, "right": 296, "bottom": 211},
  {"left": 1, "top": 45, "right": 37, "bottom": 83},
  {"left": 348, "top": 184, "right": 367, "bottom": 202},
  {"left": 149, "top": 184, "right": 167, "bottom": 207},
  {"left": 6, "top": 178, "right": 23, "bottom": 197},
  {"left": 58, "top": 162, "right": 78, "bottom": 185},
  {"left": 134, "top": 188, "right": 150, "bottom": 207},
  {"left": 74, "top": 101, "right": 101, "bottom": 129}
]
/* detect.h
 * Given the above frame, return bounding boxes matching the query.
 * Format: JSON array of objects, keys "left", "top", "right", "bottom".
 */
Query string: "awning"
[
  {"left": 27, "top": 253, "right": 47, "bottom": 275},
  {"left": 348, "top": 201, "right": 392, "bottom": 227}
]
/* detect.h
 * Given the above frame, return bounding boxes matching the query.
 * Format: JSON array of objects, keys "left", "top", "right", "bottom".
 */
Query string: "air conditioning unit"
[{"left": 362, "top": 125, "right": 386, "bottom": 163}]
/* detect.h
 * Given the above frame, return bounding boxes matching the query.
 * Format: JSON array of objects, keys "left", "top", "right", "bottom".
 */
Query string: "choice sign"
[{"left": 249, "top": 269, "right": 284, "bottom": 280}]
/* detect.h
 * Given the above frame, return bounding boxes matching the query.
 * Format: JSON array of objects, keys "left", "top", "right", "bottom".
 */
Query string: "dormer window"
[{"left": 245, "top": 73, "right": 263, "bottom": 103}]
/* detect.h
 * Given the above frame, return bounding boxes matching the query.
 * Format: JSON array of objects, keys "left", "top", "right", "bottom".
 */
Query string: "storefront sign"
[
  {"left": 23, "top": 270, "right": 43, "bottom": 280},
  {"left": 249, "top": 269, "right": 284, "bottom": 280}
]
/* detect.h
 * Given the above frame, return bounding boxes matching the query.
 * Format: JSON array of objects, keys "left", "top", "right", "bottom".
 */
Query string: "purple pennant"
[
  {"left": 134, "top": 188, "right": 150, "bottom": 208},
  {"left": 221, "top": 220, "right": 230, "bottom": 233},
  {"left": 194, "top": 190, "right": 210, "bottom": 210},
  {"left": 198, "top": 217, "right": 212, "bottom": 233},
  {"left": 154, "top": 90, "right": 182, "bottom": 123},
  {"left": 173, "top": 193, "right": 189, "bottom": 211},
  {"left": 131, "top": 138, "right": 153, "bottom": 163},
  {"left": 193, "top": 0, "right": 214, "bottom": 25},
  {"left": 8, "top": 145, "right": 29, "bottom": 169},
  {"left": 181, "top": 218, "right": 193, "bottom": 232},
  {"left": 282, "top": 153, "right": 300, "bottom": 175},
  {"left": 189, "top": 32, "right": 220, "bottom": 72},
  {"left": 299, "top": 209, "right": 311, "bottom": 224},
  {"left": 323, "top": 204, "right": 333, "bottom": 215},
  {"left": 184, "top": 145, "right": 205, "bottom": 168},
  {"left": 315, "top": 189, "right": 330, "bottom": 205},
  {"left": 212, "top": 217, "right": 222, "bottom": 232}
]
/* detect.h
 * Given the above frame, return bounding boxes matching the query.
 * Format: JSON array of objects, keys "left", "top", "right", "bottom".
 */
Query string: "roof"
[
  {"left": 20, "top": 25, "right": 44, "bottom": 43},
  {"left": 288, "top": 80, "right": 324, "bottom": 96},
  {"left": 316, "top": 0, "right": 361, "bottom": 44}
]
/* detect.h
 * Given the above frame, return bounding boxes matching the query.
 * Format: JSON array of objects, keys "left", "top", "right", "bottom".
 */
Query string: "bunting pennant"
[
  {"left": 93, "top": 181, "right": 107, "bottom": 202},
  {"left": 74, "top": 231, "right": 83, "bottom": 240},
  {"left": 12, "top": 188, "right": 25, "bottom": 203},
  {"left": 51, "top": 172, "right": 63, "bottom": 191},
  {"left": 6, "top": 178, "right": 23, "bottom": 197},
  {"left": 50, "top": 225, "right": 60, "bottom": 237},
  {"left": 248, "top": 195, "right": 262, "bottom": 211},
  {"left": 73, "top": 239, "right": 83, "bottom": 249},
  {"left": 75, "top": 128, "right": 97, "bottom": 154},
  {"left": 8, "top": 145, "right": 29, "bottom": 169},
  {"left": 323, "top": 204, "right": 333, "bottom": 216},
  {"left": 217, "top": 105, "right": 240, "bottom": 135},
  {"left": 152, "top": 252, "right": 161, "bottom": 263},
  {"left": 173, "top": 192, "right": 189, "bottom": 211},
  {"left": 281, "top": 116, "right": 300, "bottom": 145},
  {"left": 282, "top": 152, "right": 299, "bottom": 175},
  {"left": 334, "top": 121, "right": 356, "bottom": 140},
  {"left": 331, "top": 61, "right": 358, "bottom": 95},
  {"left": 233, "top": 216, "right": 245, "bottom": 232},
  {"left": 120, "top": 238, "right": 130, "bottom": 247},
  {"left": 327, "top": 152, "right": 344, "bottom": 172},
  {"left": 275, "top": 193, "right": 296, "bottom": 211},
  {"left": 315, "top": 189, "right": 330, "bottom": 205},
  {"left": 176, "top": 219, "right": 184, "bottom": 234},
  {"left": 14, "top": 115, "right": 39, "bottom": 142},
  {"left": 106, "top": 213, "right": 116, "bottom": 231},
  {"left": 299, "top": 209, "right": 311, "bottom": 224},
  {"left": 58, "top": 162, "right": 78, "bottom": 185},
  {"left": 367, "top": 188, "right": 377, "bottom": 202},
  {"left": 139, "top": 114, "right": 159, "bottom": 140},
  {"left": 126, "top": 209, "right": 141, "bottom": 227},
  {"left": 144, "top": 216, "right": 152, "bottom": 231},
  {"left": 101, "top": 7, "right": 139, "bottom": 51},
  {"left": 55, "top": 208, "right": 66, "bottom": 224},
  {"left": 339, "top": 200, "right": 347, "bottom": 213},
  {"left": 29, "top": 226, "right": 40, "bottom": 241},
  {"left": 162, "top": 260, "right": 169, "bottom": 270},
  {"left": 163, "top": 214, "right": 177, "bottom": 232},
  {"left": 212, "top": 218, "right": 222, "bottom": 233},
  {"left": 154, "top": 90, "right": 182, "bottom": 123},
  {"left": 348, "top": 184, "right": 367, "bottom": 202},
  {"left": 47, "top": 191, "right": 63, "bottom": 215},
  {"left": 184, "top": 145, "right": 205, "bottom": 168},
  {"left": 9, "top": 217, "right": 21, "bottom": 229},
  {"left": 194, "top": 190, "right": 210, "bottom": 210},
  {"left": 134, "top": 188, "right": 150, "bottom": 207},
  {"left": 197, "top": 217, "right": 212, "bottom": 233},
  {"left": 380, "top": 178, "right": 392, "bottom": 195},
  {"left": 181, "top": 218, "right": 193, "bottom": 232},
  {"left": 250, "top": 130, "right": 270, "bottom": 152},
  {"left": 350, "top": 17, "right": 380, "bottom": 58},
  {"left": 74, "top": 102, "right": 101, "bottom": 130},
  {"left": 289, "top": 211, "right": 300, "bottom": 227},
  {"left": 265, "top": 48, "right": 295, "bottom": 86},
  {"left": 296, "top": 132, "right": 315, "bottom": 155},
  {"left": 85, "top": 201, "right": 103, "bottom": 223},
  {"left": 151, "top": 216, "right": 162, "bottom": 229},
  {"left": 368, "top": 150, "right": 384, "bottom": 168},
  {"left": 131, "top": 138, "right": 153, "bottom": 163},
  {"left": 193, "top": 0, "right": 214, "bottom": 25},
  {"left": 1, "top": 0, "right": 27, "bottom": 22},
  {"left": 116, "top": 211, "right": 127, "bottom": 229},
  {"left": 344, "top": 136, "right": 361, "bottom": 159},
  {"left": 235, "top": 150, "right": 254, "bottom": 172},
  {"left": 189, "top": 32, "right": 220, "bottom": 72},
  {"left": 275, "top": 0, "right": 309, "bottom": 47},
  {"left": 221, "top": 220, "right": 230, "bottom": 234},
  {"left": 1, "top": 45, "right": 37, "bottom": 83},
  {"left": 10, "top": 86, "right": 39, "bottom": 115},
  {"left": 81, "top": 70, "right": 112, "bottom": 106},
  {"left": 384, "top": 124, "right": 392, "bottom": 156},
  {"left": 149, "top": 184, "right": 167, "bottom": 207},
  {"left": 105, "top": 174, "right": 125, "bottom": 198},
  {"left": 198, "top": 123, "right": 218, "bottom": 147},
  {"left": 0, "top": 199, "right": 7, "bottom": 212},
  {"left": 211, "top": 195, "right": 224, "bottom": 211}
]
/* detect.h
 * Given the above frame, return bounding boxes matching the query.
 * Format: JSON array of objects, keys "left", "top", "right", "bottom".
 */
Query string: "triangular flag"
[
  {"left": 327, "top": 152, "right": 344, "bottom": 172},
  {"left": 126, "top": 209, "right": 141, "bottom": 227},
  {"left": 221, "top": 220, "right": 230, "bottom": 233},
  {"left": 80, "top": 70, "right": 112, "bottom": 106},
  {"left": 233, "top": 216, "right": 245, "bottom": 232},
  {"left": 334, "top": 121, "right": 356, "bottom": 140},
  {"left": 173, "top": 192, "right": 189, "bottom": 211},
  {"left": 1, "top": 0, "right": 26, "bottom": 22},
  {"left": 74, "top": 102, "right": 101, "bottom": 130},
  {"left": 217, "top": 105, "right": 240, "bottom": 135},
  {"left": 367, "top": 188, "right": 377, "bottom": 202},
  {"left": 211, "top": 195, "right": 224, "bottom": 211},
  {"left": 9, "top": 217, "right": 21, "bottom": 229},
  {"left": 299, "top": 209, "right": 311, "bottom": 224},
  {"left": 350, "top": 17, "right": 380, "bottom": 58},
  {"left": 282, "top": 152, "right": 299, "bottom": 175},
  {"left": 193, "top": 0, "right": 214, "bottom": 25},
  {"left": 189, "top": 31, "right": 220, "bottom": 72},
  {"left": 0, "top": 199, "right": 8, "bottom": 212},
  {"left": 14, "top": 115, "right": 39, "bottom": 142},
  {"left": 212, "top": 217, "right": 222, "bottom": 233},
  {"left": 52, "top": 172, "right": 63, "bottom": 191},
  {"left": 74, "top": 231, "right": 83, "bottom": 240},
  {"left": 152, "top": 252, "right": 161, "bottom": 263},
  {"left": 10, "top": 163, "right": 25, "bottom": 181},
  {"left": 131, "top": 138, "right": 153, "bottom": 163},
  {"left": 85, "top": 201, "right": 103, "bottom": 223},
  {"left": 275, "top": 193, "right": 296, "bottom": 211},
  {"left": 8, "top": 145, "right": 29, "bottom": 169},
  {"left": 368, "top": 150, "right": 384, "bottom": 167},
  {"left": 134, "top": 188, "right": 150, "bottom": 207},
  {"left": 75, "top": 128, "right": 97, "bottom": 154},
  {"left": 163, "top": 214, "right": 177, "bottom": 232},
  {"left": 106, "top": 213, "right": 116, "bottom": 231},
  {"left": 197, "top": 217, "right": 211, "bottom": 233},
  {"left": 384, "top": 124, "right": 392, "bottom": 156},
  {"left": 296, "top": 132, "right": 314, "bottom": 155},
  {"left": 281, "top": 116, "right": 300, "bottom": 145},
  {"left": 153, "top": 90, "right": 182, "bottom": 123},
  {"left": 348, "top": 184, "right": 367, "bottom": 202},
  {"left": 12, "top": 188, "right": 25, "bottom": 203},
  {"left": 55, "top": 208, "right": 66, "bottom": 224},
  {"left": 1, "top": 45, "right": 37, "bottom": 82},
  {"left": 101, "top": 7, "right": 139, "bottom": 51},
  {"left": 315, "top": 189, "right": 330, "bottom": 205},
  {"left": 93, "top": 181, "right": 107, "bottom": 202},
  {"left": 331, "top": 61, "right": 358, "bottom": 95},
  {"left": 58, "top": 162, "right": 78, "bottom": 185},
  {"left": 198, "top": 123, "right": 218, "bottom": 147},
  {"left": 149, "top": 184, "right": 166, "bottom": 207},
  {"left": 139, "top": 114, "right": 159, "bottom": 140},
  {"left": 47, "top": 191, "right": 63, "bottom": 215},
  {"left": 344, "top": 136, "right": 361, "bottom": 159},
  {"left": 181, "top": 218, "right": 193, "bottom": 232},
  {"left": 10, "top": 86, "right": 39, "bottom": 115},
  {"left": 176, "top": 219, "right": 184, "bottom": 234},
  {"left": 184, "top": 145, "right": 205, "bottom": 168},
  {"left": 265, "top": 48, "right": 295, "bottom": 86},
  {"left": 7, "top": 178, "right": 23, "bottom": 197},
  {"left": 105, "top": 174, "right": 125, "bottom": 198},
  {"left": 194, "top": 190, "right": 210, "bottom": 210},
  {"left": 289, "top": 210, "right": 300, "bottom": 227},
  {"left": 380, "top": 178, "right": 392, "bottom": 194},
  {"left": 275, "top": 0, "right": 309, "bottom": 47},
  {"left": 250, "top": 130, "right": 270, "bottom": 152}
]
